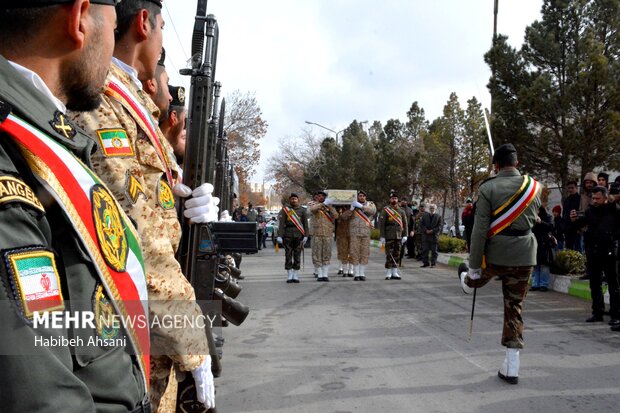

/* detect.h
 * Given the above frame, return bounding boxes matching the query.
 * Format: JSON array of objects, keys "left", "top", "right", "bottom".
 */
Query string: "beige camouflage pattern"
[
  {"left": 69, "top": 63, "right": 206, "bottom": 410},
  {"left": 346, "top": 202, "right": 376, "bottom": 265},
  {"left": 335, "top": 213, "right": 352, "bottom": 263},
  {"left": 309, "top": 202, "right": 338, "bottom": 266}
]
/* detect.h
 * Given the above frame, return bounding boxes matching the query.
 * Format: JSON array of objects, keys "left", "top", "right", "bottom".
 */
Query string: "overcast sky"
[{"left": 163, "top": 0, "right": 543, "bottom": 182}]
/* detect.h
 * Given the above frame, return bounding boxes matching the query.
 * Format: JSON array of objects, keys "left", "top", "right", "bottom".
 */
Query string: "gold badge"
[
  {"left": 0, "top": 176, "right": 45, "bottom": 213},
  {"left": 49, "top": 111, "right": 76, "bottom": 140},
  {"left": 93, "top": 284, "right": 120, "bottom": 341},
  {"left": 158, "top": 179, "right": 175, "bottom": 210},
  {"left": 125, "top": 171, "right": 147, "bottom": 205},
  {"left": 91, "top": 184, "right": 128, "bottom": 272}
]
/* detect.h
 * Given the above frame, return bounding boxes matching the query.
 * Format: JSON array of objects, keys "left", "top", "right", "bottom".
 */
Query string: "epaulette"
[{"left": 480, "top": 174, "right": 497, "bottom": 186}]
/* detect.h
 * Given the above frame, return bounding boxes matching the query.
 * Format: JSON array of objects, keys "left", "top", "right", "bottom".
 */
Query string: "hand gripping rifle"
[{"left": 176, "top": 1, "right": 256, "bottom": 411}]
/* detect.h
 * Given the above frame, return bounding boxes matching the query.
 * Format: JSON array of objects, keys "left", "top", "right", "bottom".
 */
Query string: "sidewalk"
[
  {"left": 435, "top": 251, "right": 610, "bottom": 305},
  {"left": 370, "top": 241, "right": 609, "bottom": 304}
]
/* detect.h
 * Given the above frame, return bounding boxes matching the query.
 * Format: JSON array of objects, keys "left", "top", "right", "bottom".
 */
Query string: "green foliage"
[
  {"left": 370, "top": 228, "right": 380, "bottom": 240},
  {"left": 551, "top": 249, "right": 586, "bottom": 275},
  {"left": 437, "top": 235, "right": 467, "bottom": 253}
]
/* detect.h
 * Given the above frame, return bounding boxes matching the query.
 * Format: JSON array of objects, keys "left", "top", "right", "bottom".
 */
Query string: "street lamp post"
[{"left": 305, "top": 120, "right": 368, "bottom": 145}]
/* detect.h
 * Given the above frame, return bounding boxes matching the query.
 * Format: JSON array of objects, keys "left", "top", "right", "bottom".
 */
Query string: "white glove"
[
  {"left": 380, "top": 237, "right": 385, "bottom": 244},
  {"left": 324, "top": 197, "right": 334, "bottom": 206},
  {"left": 219, "top": 210, "right": 232, "bottom": 222},
  {"left": 172, "top": 183, "right": 193, "bottom": 198},
  {"left": 302, "top": 237, "right": 308, "bottom": 245},
  {"left": 468, "top": 268, "right": 482, "bottom": 280},
  {"left": 401, "top": 236, "right": 407, "bottom": 244},
  {"left": 276, "top": 237, "right": 283, "bottom": 244},
  {"left": 351, "top": 201, "right": 363, "bottom": 209},
  {"left": 191, "top": 356, "right": 215, "bottom": 409},
  {"left": 183, "top": 183, "right": 220, "bottom": 224}
]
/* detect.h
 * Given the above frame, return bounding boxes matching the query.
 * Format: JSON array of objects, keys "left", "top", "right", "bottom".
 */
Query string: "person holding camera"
[{"left": 570, "top": 185, "right": 620, "bottom": 327}]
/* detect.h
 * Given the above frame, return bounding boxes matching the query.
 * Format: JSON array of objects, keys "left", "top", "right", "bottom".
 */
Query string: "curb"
[{"left": 435, "top": 252, "right": 610, "bottom": 305}]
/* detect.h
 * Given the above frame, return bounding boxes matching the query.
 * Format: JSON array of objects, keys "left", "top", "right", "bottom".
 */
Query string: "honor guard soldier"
[
  {"left": 277, "top": 193, "right": 309, "bottom": 283},
  {"left": 69, "top": 1, "right": 217, "bottom": 410},
  {"left": 309, "top": 190, "right": 339, "bottom": 281},
  {"left": 0, "top": 1, "right": 152, "bottom": 411},
  {"left": 379, "top": 191, "right": 408, "bottom": 279},
  {"left": 458, "top": 143, "right": 542, "bottom": 385},
  {"left": 336, "top": 206, "right": 354, "bottom": 277},
  {"left": 345, "top": 190, "right": 377, "bottom": 281},
  {"left": 413, "top": 203, "right": 426, "bottom": 260}
]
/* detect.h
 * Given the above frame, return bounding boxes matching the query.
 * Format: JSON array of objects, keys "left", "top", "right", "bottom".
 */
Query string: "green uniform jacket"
[
  {"left": 277, "top": 205, "right": 309, "bottom": 238},
  {"left": 469, "top": 168, "right": 542, "bottom": 269},
  {"left": 0, "top": 56, "right": 146, "bottom": 412},
  {"left": 379, "top": 206, "right": 408, "bottom": 239}
]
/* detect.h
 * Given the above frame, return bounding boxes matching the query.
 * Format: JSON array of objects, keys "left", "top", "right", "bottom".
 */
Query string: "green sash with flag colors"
[
  {"left": 384, "top": 206, "right": 403, "bottom": 230},
  {"left": 283, "top": 206, "right": 305, "bottom": 236},
  {"left": 105, "top": 74, "right": 174, "bottom": 185},
  {"left": 488, "top": 175, "right": 541, "bottom": 238},
  {"left": 0, "top": 113, "right": 150, "bottom": 387}
]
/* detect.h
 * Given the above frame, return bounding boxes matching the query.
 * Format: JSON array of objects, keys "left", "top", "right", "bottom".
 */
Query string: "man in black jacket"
[
  {"left": 563, "top": 180, "right": 582, "bottom": 251},
  {"left": 571, "top": 186, "right": 619, "bottom": 327}
]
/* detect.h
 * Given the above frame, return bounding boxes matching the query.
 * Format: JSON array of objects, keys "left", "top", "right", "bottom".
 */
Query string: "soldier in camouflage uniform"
[
  {"left": 459, "top": 144, "right": 541, "bottom": 385},
  {"left": 69, "top": 1, "right": 216, "bottom": 411},
  {"left": 379, "top": 191, "right": 408, "bottom": 280},
  {"left": 0, "top": 2, "right": 152, "bottom": 411},
  {"left": 345, "top": 190, "right": 377, "bottom": 281},
  {"left": 277, "top": 193, "right": 309, "bottom": 283},
  {"left": 309, "top": 190, "right": 339, "bottom": 281},
  {"left": 336, "top": 206, "right": 353, "bottom": 277},
  {"left": 414, "top": 203, "right": 426, "bottom": 260}
]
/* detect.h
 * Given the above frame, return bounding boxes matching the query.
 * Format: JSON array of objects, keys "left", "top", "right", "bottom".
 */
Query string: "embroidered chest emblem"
[
  {"left": 93, "top": 283, "right": 120, "bottom": 341},
  {"left": 96, "top": 128, "right": 134, "bottom": 157},
  {"left": 158, "top": 178, "right": 175, "bottom": 210},
  {"left": 125, "top": 171, "right": 147, "bottom": 205},
  {"left": 91, "top": 184, "right": 128, "bottom": 272}
]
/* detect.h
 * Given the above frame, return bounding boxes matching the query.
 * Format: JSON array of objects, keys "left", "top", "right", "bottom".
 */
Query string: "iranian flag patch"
[
  {"left": 6, "top": 248, "right": 65, "bottom": 318},
  {"left": 96, "top": 128, "right": 134, "bottom": 157}
]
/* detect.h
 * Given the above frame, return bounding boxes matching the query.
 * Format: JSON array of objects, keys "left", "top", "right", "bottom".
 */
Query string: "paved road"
[{"left": 215, "top": 245, "right": 620, "bottom": 413}]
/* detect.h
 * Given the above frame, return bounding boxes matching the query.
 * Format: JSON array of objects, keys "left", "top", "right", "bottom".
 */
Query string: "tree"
[
  {"left": 460, "top": 97, "right": 491, "bottom": 196},
  {"left": 485, "top": 0, "right": 620, "bottom": 191},
  {"left": 225, "top": 90, "right": 268, "bottom": 184}
]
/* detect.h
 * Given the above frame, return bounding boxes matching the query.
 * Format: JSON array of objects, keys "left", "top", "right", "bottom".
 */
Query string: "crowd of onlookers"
[{"left": 530, "top": 172, "right": 620, "bottom": 331}]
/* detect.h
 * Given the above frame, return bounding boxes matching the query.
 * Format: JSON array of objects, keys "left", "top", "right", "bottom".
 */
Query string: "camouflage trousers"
[
  {"left": 150, "top": 356, "right": 177, "bottom": 413},
  {"left": 465, "top": 264, "right": 532, "bottom": 349},
  {"left": 312, "top": 235, "right": 333, "bottom": 266},
  {"left": 283, "top": 236, "right": 304, "bottom": 270},
  {"left": 349, "top": 235, "right": 370, "bottom": 265},
  {"left": 384, "top": 239, "right": 402, "bottom": 268},
  {"left": 336, "top": 235, "right": 352, "bottom": 263},
  {"left": 414, "top": 234, "right": 423, "bottom": 258}
]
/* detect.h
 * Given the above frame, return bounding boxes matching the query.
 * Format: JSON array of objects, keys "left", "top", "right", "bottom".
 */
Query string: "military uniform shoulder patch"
[
  {"left": 92, "top": 283, "right": 121, "bottom": 342},
  {"left": 158, "top": 178, "right": 175, "bottom": 210},
  {"left": 4, "top": 247, "right": 64, "bottom": 319},
  {"left": 125, "top": 171, "right": 147, "bottom": 205},
  {"left": 0, "top": 176, "right": 45, "bottom": 213},
  {"left": 96, "top": 128, "right": 134, "bottom": 157},
  {"left": 49, "top": 111, "right": 76, "bottom": 140},
  {"left": 91, "top": 184, "right": 128, "bottom": 272}
]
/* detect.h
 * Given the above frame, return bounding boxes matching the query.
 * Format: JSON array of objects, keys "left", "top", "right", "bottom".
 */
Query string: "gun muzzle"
[
  {"left": 213, "top": 288, "right": 249, "bottom": 326},
  {"left": 214, "top": 270, "right": 242, "bottom": 298}
]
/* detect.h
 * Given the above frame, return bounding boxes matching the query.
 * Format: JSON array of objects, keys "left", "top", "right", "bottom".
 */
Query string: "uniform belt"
[
  {"left": 131, "top": 401, "right": 151, "bottom": 413},
  {"left": 498, "top": 228, "right": 531, "bottom": 237}
]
